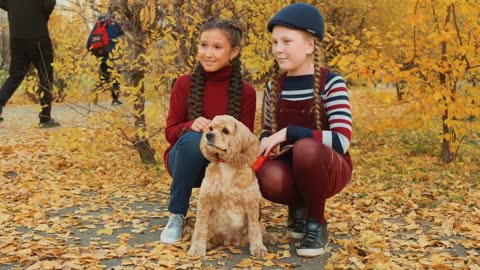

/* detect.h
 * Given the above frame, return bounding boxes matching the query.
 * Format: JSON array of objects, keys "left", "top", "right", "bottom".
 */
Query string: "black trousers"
[
  {"left": 99, "top": 60, "right": 120, "bottom": 101},
  {"left": 0, "top": 38, "right": 54, "bottom": 122}
]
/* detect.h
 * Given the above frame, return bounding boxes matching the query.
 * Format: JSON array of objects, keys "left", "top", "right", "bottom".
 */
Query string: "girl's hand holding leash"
[
  {"left": 258, "top": 127, "right": 287, "bottom": 157},
  {"left": 254, "top": 128, "right": 290, "bottom": 174}
]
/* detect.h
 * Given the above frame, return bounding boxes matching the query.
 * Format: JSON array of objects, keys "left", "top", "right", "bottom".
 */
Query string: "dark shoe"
[
  {"left": 296, "top": 220, "right": 328, "bottom": 257},
  {"left": 286, "top": 206, "right": 306, "bottom": 240},
  {"left": 111, "top": 99, "right": 123, "bottom": 106},
  {"left": 39, "top": 118, "right": 61, "bottom": 128}
]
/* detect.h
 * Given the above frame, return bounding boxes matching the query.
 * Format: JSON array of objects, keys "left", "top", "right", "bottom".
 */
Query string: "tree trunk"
[
  {"left": 441, "top": 116, "right": 453, "bottom": 163},
  {"left": 172, "top": 0, "right": 190, "bottom": 73},
  {"left": 440, "top": 40, "right": 454, "bottom": 164},
  {"left": 395, "top": 82, "right": 403, "bottom": 101},
  {"left": 131, "top": 45, "right": 157, "bottom": 165},
  {"left": 114, "top": 0, "right": 158, "bottom": 165}
]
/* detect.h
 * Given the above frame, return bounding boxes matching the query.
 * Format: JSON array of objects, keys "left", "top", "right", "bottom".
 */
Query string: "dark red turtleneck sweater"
[{"left": 164, "top": 66, "right": 257, "bottom": 165}]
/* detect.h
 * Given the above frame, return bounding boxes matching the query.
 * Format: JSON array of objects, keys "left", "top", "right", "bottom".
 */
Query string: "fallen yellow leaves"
[
  {"left": 263, "top": 259, "right": 275, "bottom": 266},
  {"left": 115, "top": 244, "right": 129, "bottom": 257},
  {"left": 227, "top": 246, "right": 243, "bottom": 254},
  {"left": 96, "top": 227, "right": 113, "bottom": 236},
  {"left": 359, "top": 232, "right": 385, "bottom": 250},
  {"left": 0, "top": 213, "right": 11, "bottom": 224},
  {"left": 234, "top": 258, "right": 254, "bottom": 268},
  {"left": 26, "top": 260, "right": 63, "bottom": 270},
  {"left": 1, "top": 89, "right": 479, "bottom": 269},
  {"left": 276, "top": 249, "right": 291, "bottom": 259}
]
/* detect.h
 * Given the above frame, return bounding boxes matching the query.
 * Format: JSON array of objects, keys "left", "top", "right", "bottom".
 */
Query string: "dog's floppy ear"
[
  {"left": 235, "top": 121, "right": 259, "bottom": 166},
  {"left": 222, "top": 119, "right": 256, "bottom": 165}
]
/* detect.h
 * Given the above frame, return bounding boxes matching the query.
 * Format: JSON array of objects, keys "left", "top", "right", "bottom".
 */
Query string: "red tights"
[{"left": 258, "top": 138, "right": 352, "bottom": 224}]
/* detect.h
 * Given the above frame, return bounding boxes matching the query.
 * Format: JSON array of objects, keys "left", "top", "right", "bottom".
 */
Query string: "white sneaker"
[{"left": 160, "top": 214, "right": 185, "bottom": 244}]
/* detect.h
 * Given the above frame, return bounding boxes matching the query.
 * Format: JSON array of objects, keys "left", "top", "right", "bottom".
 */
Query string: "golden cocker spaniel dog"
[{"left": 188, "top": 115, "right": 268, "bottom": 258}]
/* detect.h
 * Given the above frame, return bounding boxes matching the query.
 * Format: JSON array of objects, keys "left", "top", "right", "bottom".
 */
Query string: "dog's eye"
[{"left": 222, "top": 128, "right": 230, "bottom": 135}]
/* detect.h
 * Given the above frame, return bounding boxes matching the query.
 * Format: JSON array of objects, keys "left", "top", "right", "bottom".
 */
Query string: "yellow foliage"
[{"left": 332, "top": 0, "right": 480, "bottom": 162}]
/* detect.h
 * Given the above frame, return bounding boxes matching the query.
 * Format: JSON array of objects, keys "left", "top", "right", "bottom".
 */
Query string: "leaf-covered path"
[
  {"left": 1, "top": 90, "right": 480, "bottom": 269},
  {"left": 0, "top": 101, "right": 329, "bottom": 269}
]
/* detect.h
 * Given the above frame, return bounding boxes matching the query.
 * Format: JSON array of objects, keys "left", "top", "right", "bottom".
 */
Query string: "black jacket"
[{"left": 0, "top": 0, "right": 56, "bottom": 39}]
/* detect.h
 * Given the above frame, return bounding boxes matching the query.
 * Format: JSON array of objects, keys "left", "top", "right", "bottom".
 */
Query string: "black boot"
[
  {"left": 111, "top": 86, "right": 122, "bottom": 106},
  {"left": 286, "top": 206, "right": 306, "bottom": 239},
  {"left": 39, "top": 118, "right": 61, "bottom": 128},
  {"left": 111, "top": 99, "right": 123, "bottom": 106},
  {"left": 296, "top": 219, "right": 328, "bottom": 257}
]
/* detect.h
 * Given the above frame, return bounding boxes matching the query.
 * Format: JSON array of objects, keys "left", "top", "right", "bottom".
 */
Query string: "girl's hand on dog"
[
  {"left": 258, "top": 128, "right": 287, "bottom": 156},
  {"left": 191, "top": 117, "right": 211, "bottom": 132}
]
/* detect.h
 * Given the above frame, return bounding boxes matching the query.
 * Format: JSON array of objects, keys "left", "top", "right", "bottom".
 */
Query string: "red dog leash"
[
  {"left": 253, "top": 153, "right": 270, "bottom": 174},
  {"left": 253, "top": 145, "right": 293, "bottom": 174}
]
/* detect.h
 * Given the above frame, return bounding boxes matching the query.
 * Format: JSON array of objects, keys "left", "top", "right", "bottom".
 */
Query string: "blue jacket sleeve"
[{"left": 109, "top": 22, "right": 124, "bottom": 39}]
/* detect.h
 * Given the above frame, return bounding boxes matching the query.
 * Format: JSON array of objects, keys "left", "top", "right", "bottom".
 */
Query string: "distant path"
[{"left": 0, "top": 91, "right": 265, "bottom": 136}]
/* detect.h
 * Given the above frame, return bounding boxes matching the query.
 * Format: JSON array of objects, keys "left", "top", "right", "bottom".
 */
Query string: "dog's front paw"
[
  {"left": 250, "top": 244, "right": 268, "bottom": 258},
  {"left": 188, "top": 244, "right": 207, "bottom": 257}
]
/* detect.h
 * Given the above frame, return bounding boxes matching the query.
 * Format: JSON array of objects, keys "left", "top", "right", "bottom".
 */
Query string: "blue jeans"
[{"left": 167, "top": 131, "right": 209, "bottom": 216}]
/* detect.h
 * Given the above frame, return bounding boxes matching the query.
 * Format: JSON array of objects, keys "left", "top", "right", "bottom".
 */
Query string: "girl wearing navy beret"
[{"left": 258, "top": 2, "right": 353, "bottom": 257}]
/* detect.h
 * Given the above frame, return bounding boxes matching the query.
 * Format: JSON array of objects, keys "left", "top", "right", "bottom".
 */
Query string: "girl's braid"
[
  {"left": 188, "top": 63, "right": 206, "bottom": 119},
  {"left": 269, "top": 61, "right": 280, "bottom": 133},
  {"left": 313, "top": 38, "right": 324, "bottom": 129},
  {"left": 226, "top": 54, "right": 243, "bottom": 119}
]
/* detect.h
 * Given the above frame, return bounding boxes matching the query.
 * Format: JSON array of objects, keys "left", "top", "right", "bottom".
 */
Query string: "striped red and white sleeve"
[{"left": 318, "top": 73, "right": 352, "bottom": 154}]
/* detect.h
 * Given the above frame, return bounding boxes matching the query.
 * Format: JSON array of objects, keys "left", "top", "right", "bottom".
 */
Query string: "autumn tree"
[
  {"left": 405, "top": 0, "right": 480, "bottom": 163},
  {"left": 87, "top": 0, "right": 282, "bottom": 164},
  {"left": 334, "top": 0, "right": 480, "bottom": 163},
  {"left": 108, "top": 0, "right": 167, "bottom": 164},
  {"left": 26, "top": 0, "right": 476, "bottom": 166}
]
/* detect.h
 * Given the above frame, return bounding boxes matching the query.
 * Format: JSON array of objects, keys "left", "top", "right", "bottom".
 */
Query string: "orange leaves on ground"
[{"left": 1, "top": 88, "right": 479, "bottom": 269}]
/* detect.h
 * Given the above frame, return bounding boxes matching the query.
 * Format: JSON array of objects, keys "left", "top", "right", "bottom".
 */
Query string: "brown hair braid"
[
  {"left": 227, "top": 54, "right": 243, "bottom": 119},
  {"left": 189, "top": 63, "right": 206, "bottom": 119},
  {"left": 188, "top": 18, "right": 244, "bottom": 120},
  {"left": 268, "top": 61, "right": 280, "bottom": 133},
  {"left": 313, "top": 38, "right": 324, "bottom": 129}
]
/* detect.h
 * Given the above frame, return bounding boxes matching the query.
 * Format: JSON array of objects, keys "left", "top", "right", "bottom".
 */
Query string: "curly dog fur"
[{"left": 188, "top": 115, "right": 267, "bottom": 258}]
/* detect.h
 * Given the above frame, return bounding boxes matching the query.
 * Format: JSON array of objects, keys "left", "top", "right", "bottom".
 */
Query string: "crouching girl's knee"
[{"left": 177, "top": 131, "right": 203, "bottom": 152}]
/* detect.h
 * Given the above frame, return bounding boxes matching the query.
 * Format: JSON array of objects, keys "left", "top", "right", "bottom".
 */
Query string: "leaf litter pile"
[{"left": 1, "top": 89, "right": 479, "bottom": 269}]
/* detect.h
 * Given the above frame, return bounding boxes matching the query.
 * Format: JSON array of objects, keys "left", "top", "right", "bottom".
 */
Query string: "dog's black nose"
[{"left": 206, "top": 132, "right": 215, "bottom": 141}]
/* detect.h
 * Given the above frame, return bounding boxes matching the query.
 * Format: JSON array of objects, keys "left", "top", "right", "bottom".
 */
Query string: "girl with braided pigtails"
[
  {"left": 257, "top": 3, "right": 353, "bottom": 257},
  {"left": 161, "top": 18, "right": 256, "bottom": 244}
]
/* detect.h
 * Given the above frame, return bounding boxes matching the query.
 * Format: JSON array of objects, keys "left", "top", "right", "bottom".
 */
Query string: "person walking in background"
[
  {"left": 86, "top": 13, "right": 124, "bottom": 106},
  {"left": 257, "top": 2, "right": 353, "bottom": 257},
  {"left": 160, "top": 18, "right": 256, "bottom": 244},
  {"left": 0, "top": 0, "right": 59, "bottom": 127}
]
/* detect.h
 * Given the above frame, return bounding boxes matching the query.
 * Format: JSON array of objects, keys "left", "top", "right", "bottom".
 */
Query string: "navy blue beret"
[{"left": 268, "top": 2, "right": 325, "bottom": 41}]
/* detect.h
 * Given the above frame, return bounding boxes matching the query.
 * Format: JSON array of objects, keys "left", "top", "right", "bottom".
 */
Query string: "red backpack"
[{"left": 89, "top": 19, "right": 111, "bottom": 57}]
